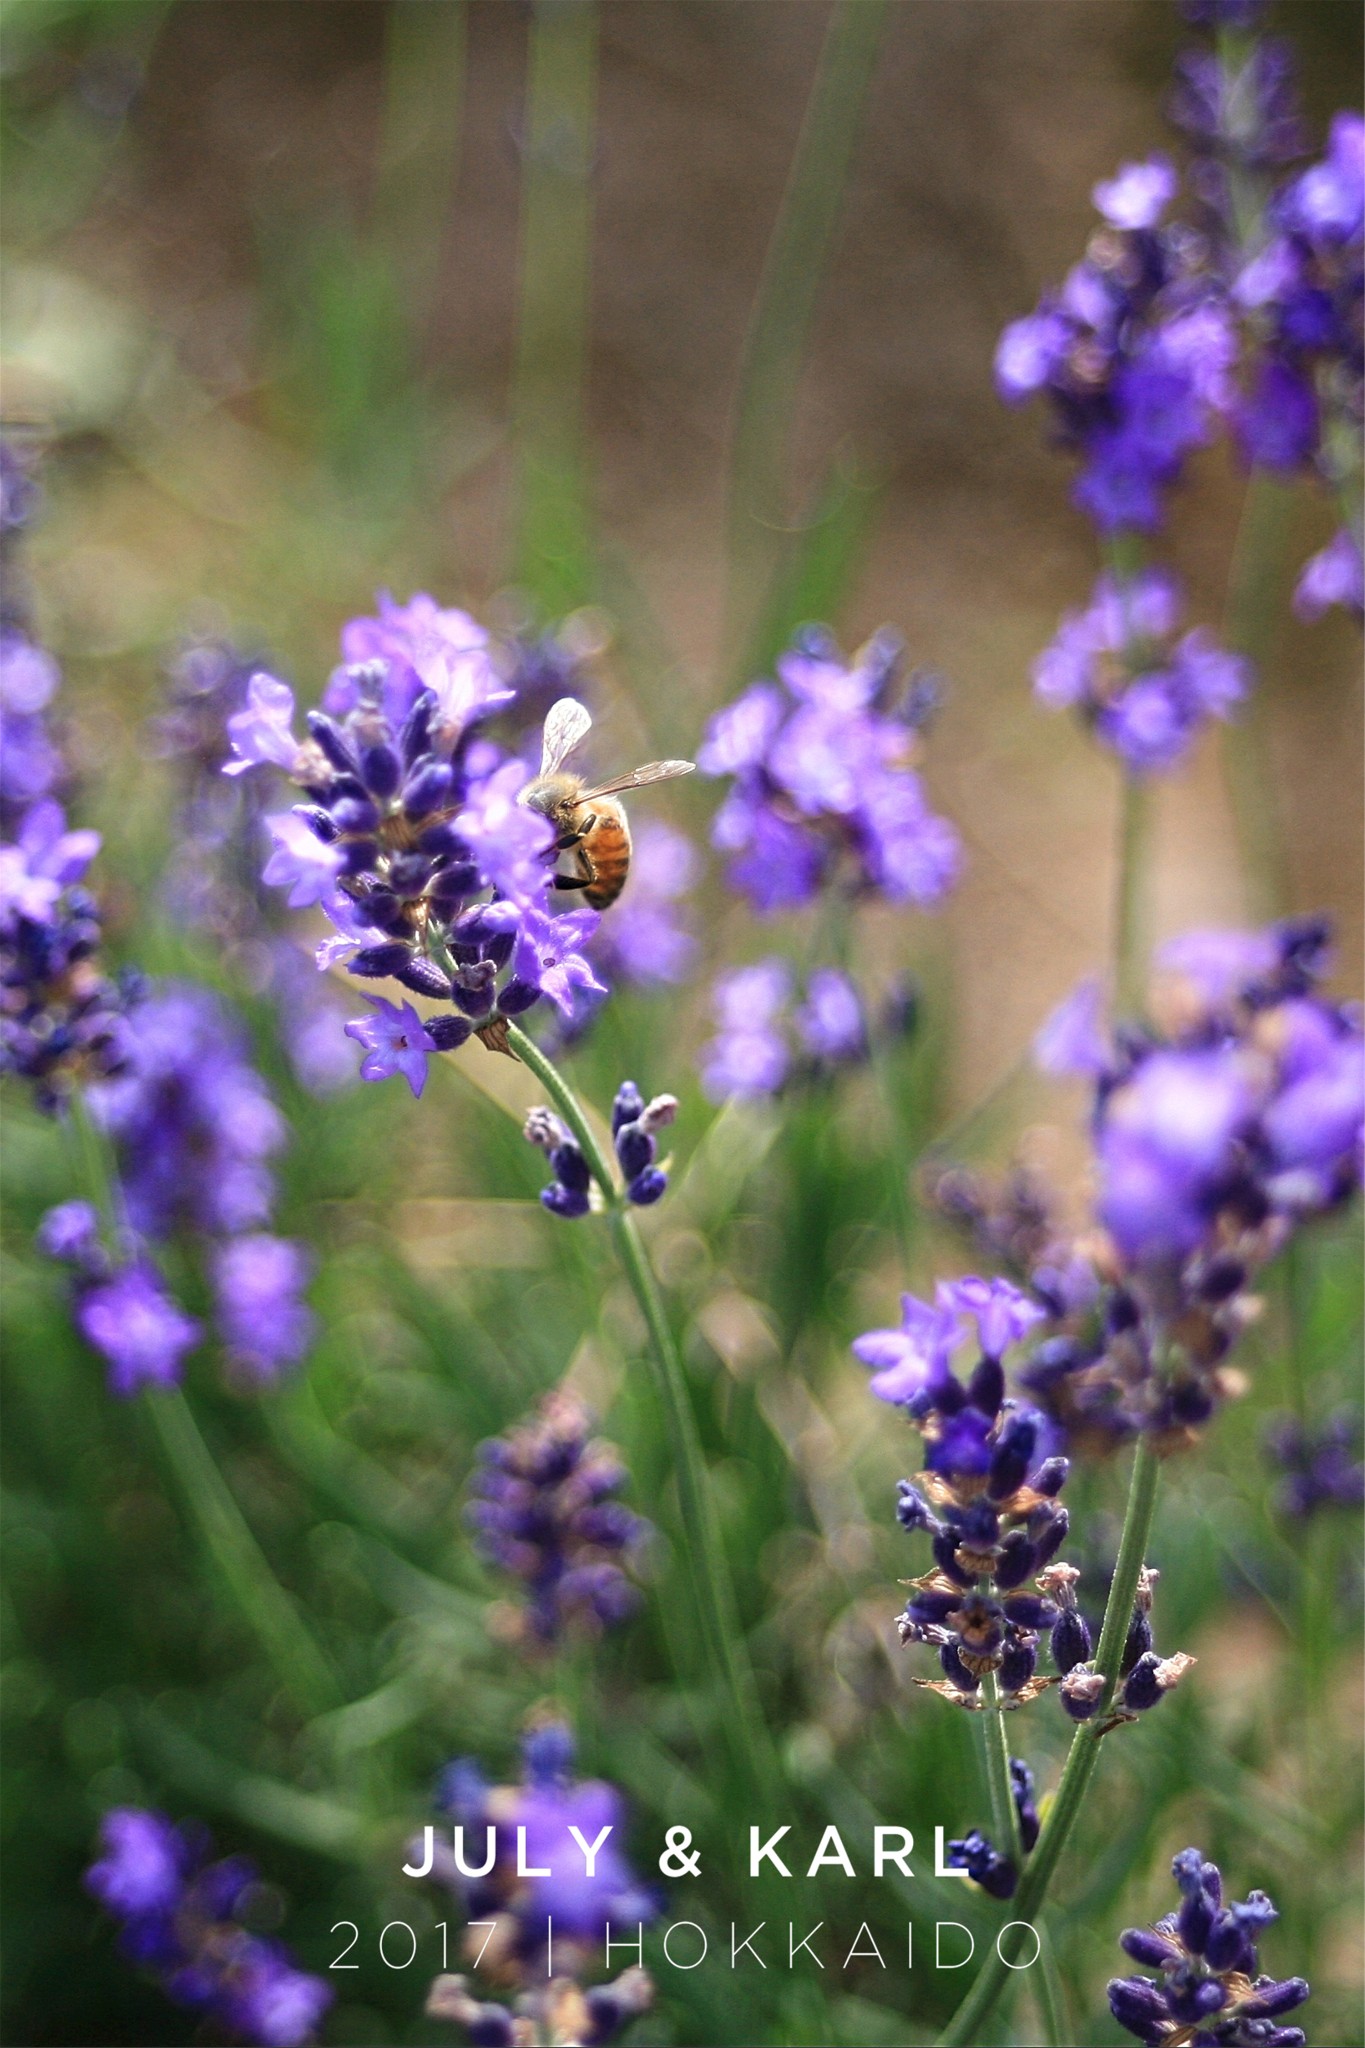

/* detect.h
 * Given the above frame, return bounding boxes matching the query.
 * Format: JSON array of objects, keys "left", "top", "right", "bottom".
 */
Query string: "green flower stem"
[
  {"left": 64, "top": 1091, "right": 343, "bottom": 1722},
  {"left": 979, "top": 1669, "right": 1024, "bottom": 1874},
  {"left": 1115, "top": 771, "right": 1150, "bottom": 1015},
  {"left": 935, "top": 1433, "right": 1162, "bottom": 2048},
  {"left": 506, "top": 1022, "right": 780, "bottom": 1801},
  {"left": 1221, "top": 470, "right": 1294, "bottom": 923},
  {"left": 144, "top": 1390, "right": 343, "bottom": 1720}
]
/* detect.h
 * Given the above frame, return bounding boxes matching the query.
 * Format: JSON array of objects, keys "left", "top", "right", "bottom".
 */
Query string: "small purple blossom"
[
  {"left": 510, "top": 902, "right": 605, "bottom": 1019},
  {"left": 699, "top": 959, "right": 791, "bottom": 1101},
  {"left": 223, "top": 672, "right": 304, "bottom": 777},
  {"left": 213, "top": 1234, "right": 315, "bottom": 1383},
  {"left": 76, "top": 1262, "right": 201, "bottom": 1397},
  {"left": 261, "top": 811, "right": 344, "bottom": 909},
  {"left": 939, "top": 1275, "right": 1047, "bottom": 1359},
  {"left": 90, "top": 986, "right": 286, "bottom": 1241},
  {"left": 794, "top": 967, "right": 866, "bottom": 1062},
  {"left": 456, "top": 758, "right": 553, "bottom": 908},
  {"left": 700, "top": 627, "right": 959, "bottom": 913},
  {"left": 85, "top": 1809, "right": 187, "bottom": 1918},
  {"left": 1032, "top": 572, "right": 1248, "bottom": 772},
  {"left": 1093, "top": 157, "right": 1178, "bottom": 231},
  {"left": 345, "top": 993, "right": 436, "bottom": 1097},
  {"left": 852, "top": 1290, "right": 959, "bottom": 1406},
  {"left": 36, "top": 1198, "right": 102, "bottom": 1266},
  {"left": 1294, "top": 528, "right": 1363, "bottom": 621},
  {"left": 1035, "top": 975, "right": 1112, "bottom": 1077}
]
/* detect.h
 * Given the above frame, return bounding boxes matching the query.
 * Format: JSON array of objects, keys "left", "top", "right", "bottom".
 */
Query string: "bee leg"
[{"left": 550, "top": 842, "right": 598, "bottom": 894}]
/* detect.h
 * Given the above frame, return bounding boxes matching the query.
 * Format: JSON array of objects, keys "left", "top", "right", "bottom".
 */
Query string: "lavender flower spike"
[
  {"left": 85, "top": 1808, "right": 332, "bottom": 2047},
  {"left": 1109, "top": 1848, "right": 1308, "bottom": 2046},
  {"left": 467, "top": 1390, "right": 651, "bottom": 1643}
]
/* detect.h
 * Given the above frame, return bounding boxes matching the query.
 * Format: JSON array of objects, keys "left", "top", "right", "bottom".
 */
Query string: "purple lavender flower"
[
  {"left": 1026, "top": 919, "right": 1362, "bottom": 1447},
  {"left": 430, "top": 1721, "right": 659, "bottom": 1972},
  {"left": 853, "top": 1291, "right": 960, "bottom": 1406},
  {"left": 467, "top": 1391, "right": 651, "bottom": 1643},
  {"left": 944, "top": 1828, "right": 1017, "bottom": 1900},
  {"left": 795, "top": 966, "right": 867, "bottom": 1061},
  {"left": 523, "top": 1082, "right": 675, "bottom": 1215},
  {"left": 219, "top": 594, "right": 647, "bottom": 1060},
  {"left": 1230, "top": 111, "right": 1363, "bottom": 581},
  {"left": 85, "top": 1808, "right": 187, "bottom": 1917},
  {"left": 1293, "top": 527, "right": 1363, "bottom": 621},
  {"left": 90, "top": 985, "right": 286, "bottom": 1240},
  {"left": 75, "top": 1262, "right": 201, "bottom": 1397},
  {"left": 344, "top": 993, "right": 437, "bottom": 1097},
  {"left": 261, "top": 810, "right": 344, "bottom": 908},
  {"left": 699, "top": 959, "right": 792, "bottom": 1100},
  {"left": 330, "top": 589, "right": 506, "bottom": 735},
  {"left": 223, "top": 672, "right": 306, "bottom": 778},
  {"left": 996, "top": 159, "right": 1236, "bottom": 533},
  {"left": 213, "top": 1234, "right": 315, "bottom": 1383},
  {"left": 854, "top": 1276, "right": 1043, "bottom": 1410},
  {"left": 885, "top": 1355, "right": 1072, "bottom": 1709},
  {"left": 1035, "top": 975, "right": 1112, "bottom": 1077},
  {"left": 0, "top": 799, "right": 100, "bottom": 924},
  {"left": 1032, "top": 571, "right": 1247, "bottom": 772},
  {"left": 1264, "top": 1410, "right": 1364, "bottom": 1518},
  {"left": 85, "top": 1809, "right": 332, "bottom": 2047},
  {"left": 1108, "top": 1848, "right": 1308, "bottom": 2047},
  {"left": 509, "top": 903, "right": 605, "bottom": 1019},
  {"left": 700, "top": 627, "right": 959, "bottom": 914},
  {"left": 36, "top": 1198, "right": 102, "bottom": 1265}
]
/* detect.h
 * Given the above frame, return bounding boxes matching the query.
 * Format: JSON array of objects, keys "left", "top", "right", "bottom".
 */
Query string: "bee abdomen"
[{"left": 582, "top": 816, "right": 631, "bottom": 908}]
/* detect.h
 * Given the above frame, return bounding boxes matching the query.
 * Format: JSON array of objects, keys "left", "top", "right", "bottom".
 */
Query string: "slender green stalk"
[
  {"left": 1114, "top": 771, "right": 1150, "bottom": 1015},
  {"left": 63, "top": 1091, "right": 342, "bottom": 1721},
  {"left": 504, "top": 1023, "right": 780, "bottom": 1799},
  {"left": 513, "top": 0, "right": 598, "bottom": 613},
  {"left": 373, "top": 0, "right": 466, "bottom": 331},
  {"left": 144, "top": 1389, "right": 343, "bottom": 1719},
  {"left": 979, "top": 1670, "right": 1024, "bottom": 1875},
  {"left": 1035, "top": 1922, "right": 1069, "bottom": 2048},
  {"left": 722, "top": 0, "right": 890, "bottom": 675},
  {"left": 1220, "top": 471, "right": 1294, "bottom": 922},
  {"left": 935, "top": 1435, "right": 1162, "bottom": 2048}
]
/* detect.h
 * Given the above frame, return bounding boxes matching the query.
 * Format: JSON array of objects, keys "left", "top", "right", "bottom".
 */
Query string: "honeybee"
[{"left": 518, "top": 698, "right": 695, "bottom": 910}]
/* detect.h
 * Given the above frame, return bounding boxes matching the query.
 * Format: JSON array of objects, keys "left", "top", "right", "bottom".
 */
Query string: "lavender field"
[{"left": 1, "top": 3, "right": 1361, "bottom": 2045}]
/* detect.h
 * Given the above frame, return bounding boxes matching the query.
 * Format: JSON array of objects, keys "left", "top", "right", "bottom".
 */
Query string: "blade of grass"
[
  {"left": 722, "top": 0, "right": 890, "bottom": 676},
  {"left": 512, "top": 0, "right": 598, "bottom": 613}
]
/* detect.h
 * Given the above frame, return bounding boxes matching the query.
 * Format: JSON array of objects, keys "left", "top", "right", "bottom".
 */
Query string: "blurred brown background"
[{"left": 4, "top": 0, "right": 1361, "bottom": 1112}]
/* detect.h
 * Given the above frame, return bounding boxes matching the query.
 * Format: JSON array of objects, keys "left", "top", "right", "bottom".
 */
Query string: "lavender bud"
[
  {"left": 427, "top": 1015, "right": 471, "bottom": 1052},
  {"left": 359, "top": 743, "right": 402, "bottom": 798},
  {"left": 612, "top": 1079, "right": 645, "bottom": 1133},
  {"left": 350, "top": 943, "right": 412, "bottom": 979},
  {"left": 397, "top": 958, "right": 453, "bottom": 1001},
  {"left": 401, "top": 759, "right": 455, "bottom": 817},
  {"left": 305, "top": 709, "right": 357, "bottom": 773}
]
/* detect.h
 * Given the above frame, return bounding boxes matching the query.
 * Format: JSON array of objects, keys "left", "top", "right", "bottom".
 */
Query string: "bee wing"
[
  {"left": 539, "top": 697, "right": 594, "bottom": 777},
  {"left": 578, "top": 760, "right": 696, "bottom": 801}
]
